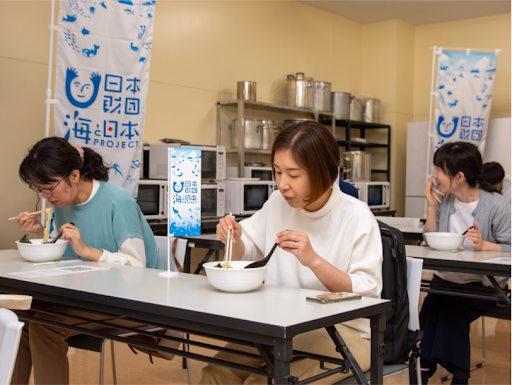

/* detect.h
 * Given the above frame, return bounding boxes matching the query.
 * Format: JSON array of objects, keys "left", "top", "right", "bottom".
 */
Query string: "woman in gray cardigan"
[{"left": 418, "top": 141, "right": 510, "bottom": 385}]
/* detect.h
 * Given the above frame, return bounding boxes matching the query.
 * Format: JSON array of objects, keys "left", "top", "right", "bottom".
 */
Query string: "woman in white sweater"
[{"left": 200, "top": 121, "right": 383, "bottom": 384}]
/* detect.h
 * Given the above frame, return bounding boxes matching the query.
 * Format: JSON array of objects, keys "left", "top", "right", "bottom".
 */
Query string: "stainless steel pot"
[
  {"left": 261, "top": 120, "right": 276, "bottom": 150},
  {"left": 237, "top": 81, "right": 256, "bottom": 101},
  {"left": 283, "top": 118, "right": 313, "bottom": 129},
  {"left": 331, "top": 92, "right": 353, "bottom": 120},
  {"left": 286, "top": 73, "right": 314, "bottom": 108},
  {"left": 342, "top": 151, "right": 371, "bottom": 181},
  {"left": 229, "top": 118, "right": 263, "bottom": 150},
  {"left": 350, "top": 98, "right": 363, "bottom": 121},
  {"left": 313, "top": 81, "right": 331, "bottom": 112},
  {"left": 363, "top": 98, "right": 381, "bottom": 123}
]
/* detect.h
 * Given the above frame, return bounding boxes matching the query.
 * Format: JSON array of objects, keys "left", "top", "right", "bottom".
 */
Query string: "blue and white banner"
[
  {"left": 433, "top": 50, "right": 498, "bottom": 155},
  {"left": 54, "top": 0, "right": 155, "bottom": 197},
  {"left": 169, "top": 148, "right": 201, "bottom": 237}
]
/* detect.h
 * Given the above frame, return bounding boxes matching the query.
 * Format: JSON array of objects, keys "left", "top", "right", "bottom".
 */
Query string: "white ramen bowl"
[
  {"left": 15, "top": 239, "right": 69, "bottom": 262},
  {"left": 203, "top": 260, "right": 268, "bottom": 293},
  {"left": 423, "top": 232, "right": 465, "bottom": 251}
]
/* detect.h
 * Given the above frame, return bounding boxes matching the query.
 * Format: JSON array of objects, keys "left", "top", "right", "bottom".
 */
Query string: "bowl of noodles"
[
  {"left": 203, "top": 261, "right": 268, "bottom": 293},
  {"left": 15, "top": 239, "right": 69, "bottom": 262}
]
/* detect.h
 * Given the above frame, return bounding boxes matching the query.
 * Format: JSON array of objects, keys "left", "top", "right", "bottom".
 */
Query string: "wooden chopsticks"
[
  {"left": 8, "top": 210, "right": 46, "bottom": 221},
  {"left": 433, "top": 188, "right": 444, "bottom": 204},
  {"left": 223, "top": 213, "right": 234, "bottom": 267}
]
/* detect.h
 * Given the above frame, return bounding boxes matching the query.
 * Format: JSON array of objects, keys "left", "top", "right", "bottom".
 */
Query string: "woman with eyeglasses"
[
  {"left": 14, "top": 136, "right": 162, "bottom": 269},
  {"left": 11, "top": 136, "right": 164, "bottom": 385}
]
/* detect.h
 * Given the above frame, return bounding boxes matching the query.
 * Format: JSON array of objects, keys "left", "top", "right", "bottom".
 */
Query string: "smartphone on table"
[{"left": 306, "top": 292, "right": 362, "bottom": 304}]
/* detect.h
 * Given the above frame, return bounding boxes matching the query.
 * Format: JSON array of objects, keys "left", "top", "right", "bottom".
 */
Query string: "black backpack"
[{"left": 377, "top": 220, "right": 411, "bottom": 365}]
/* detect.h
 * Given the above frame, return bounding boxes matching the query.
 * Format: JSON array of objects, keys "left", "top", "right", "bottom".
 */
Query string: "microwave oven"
[
  {"left": 349, "top": 181, "right": 390, "bottom": 209},
  {"left": 147, "top": 143, "right": 226, "bottom": 181},
  {"left": 226, "top": 166, "right": 274, "bottom": 181},
  {"left": 137, "top": 179, "right": 226, "bottom": 220},
  {"left": 224, "top": 180, "right": 277, "bottom": 215}
]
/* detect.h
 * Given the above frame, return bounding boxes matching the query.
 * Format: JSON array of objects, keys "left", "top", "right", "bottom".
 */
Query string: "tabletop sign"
[{"left": 169, "top": 147, "right": 201, "bottom": 236}]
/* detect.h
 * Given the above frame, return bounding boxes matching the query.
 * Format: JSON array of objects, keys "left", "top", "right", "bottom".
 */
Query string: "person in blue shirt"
[
  {"left": 339, "top": 179, "right": 359, "bottom": 198},
  {"left": 12, "top": 136, "right": 163, "bottom": 385}
]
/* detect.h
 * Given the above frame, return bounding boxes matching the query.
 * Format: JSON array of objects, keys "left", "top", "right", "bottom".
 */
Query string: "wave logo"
[
  {"left": 437, "top": 115, "right": 459, "bottom": 138},
  {"left": 65, "top": 67, "right": 101, "bottom": 109},
  {"left": 173, "top": 182, "right": 184, "bottom": 193}
]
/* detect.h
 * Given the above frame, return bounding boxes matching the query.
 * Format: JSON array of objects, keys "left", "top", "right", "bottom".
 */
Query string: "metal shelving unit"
[
  {"left": 217, "top": 100, "right": 335, "bottom": 176},
  {"left": 324, "top": 119, "right": 391, "bottom": 181}
]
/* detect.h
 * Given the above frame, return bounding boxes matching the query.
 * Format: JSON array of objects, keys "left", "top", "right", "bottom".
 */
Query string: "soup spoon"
[
  {"left": 244, "top": 243, "right": 278, "bottom": 269},
  {"left": 49, "top": 222, "right": 75, "bottom": 243}
]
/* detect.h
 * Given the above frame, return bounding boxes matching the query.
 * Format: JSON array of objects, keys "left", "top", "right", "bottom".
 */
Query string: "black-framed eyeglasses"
[{"left": 29, "top": 175, "right": 67, "bottom": 195}]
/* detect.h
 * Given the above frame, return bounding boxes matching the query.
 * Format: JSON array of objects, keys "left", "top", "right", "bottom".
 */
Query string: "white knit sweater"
[{"left": 240, "top": 183, "right": 383, "bottom": 338}]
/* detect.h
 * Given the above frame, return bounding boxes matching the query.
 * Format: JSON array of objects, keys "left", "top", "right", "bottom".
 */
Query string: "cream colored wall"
[
  {"left": 361, "top": 20, "right": 415, "bottom": 216},
  {"left": 0, "top": 1, "right": 510, "bottom": 250},
  {"left": 413, "top": 13, "right": 511, "bottom": 122},
  {"left": 0, "top": 0, "right": 362, "bottom": 250}
]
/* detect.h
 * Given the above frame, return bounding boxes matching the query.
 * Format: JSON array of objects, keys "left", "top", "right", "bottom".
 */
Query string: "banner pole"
[{"left": 42, "top": 0, "right": 57, "bottom": 218}]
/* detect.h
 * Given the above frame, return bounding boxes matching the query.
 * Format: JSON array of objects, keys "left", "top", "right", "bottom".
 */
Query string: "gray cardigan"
[{"left": 429, "top": 189, "right": 511, "bottom": 252}]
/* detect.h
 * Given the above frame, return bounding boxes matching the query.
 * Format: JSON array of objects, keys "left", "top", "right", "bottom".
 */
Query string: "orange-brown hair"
[{"left": 271, "top": 120, "right": 340, "bottom": 205}]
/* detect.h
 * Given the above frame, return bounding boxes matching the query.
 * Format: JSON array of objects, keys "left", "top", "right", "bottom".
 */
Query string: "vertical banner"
[
  {"left": 432, "top": 50, "right": 498, "bottom": 157},
  {"left": 54, "top": 0, "right": 156, "bottom": 198},
  {"left": 169, "top": 148, "right": 201, "bottom": 237}
]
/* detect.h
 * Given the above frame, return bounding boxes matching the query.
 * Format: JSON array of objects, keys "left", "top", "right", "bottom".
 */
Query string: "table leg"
[
  {"left": 193, "top": 250, "right": 215, "bottom": 274},
  {"left": 325, "top": 326, "right": 367, "bottom": 384},
  {"left": 273, "top": 337, "right": 294, "bottom": 385},
  {"left": 369, "top": 312, "right": 386, "bottom": 385}
]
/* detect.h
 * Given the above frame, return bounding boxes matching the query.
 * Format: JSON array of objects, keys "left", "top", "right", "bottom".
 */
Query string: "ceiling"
[{"left": 298, "top": 0, "right": 511, "bottom": 26}]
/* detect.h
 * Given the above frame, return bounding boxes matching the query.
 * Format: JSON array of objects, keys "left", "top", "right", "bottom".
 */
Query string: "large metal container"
[
  {"left": 286, "top": 73, "right": 314, "bottom": 108},
  {"left": 363, "top": 98, "right": 381, "bottom": 123},
  {"left": 237, "top": 81, "right": 257, "bottom": 101},
  {"left": 229, "top": 118, "right": 263, "bottom": 150},
  {"left": 261, "top": 120, "right": 277, "bottom": 150},
  {"left": 342, "top": 151, "right": 371, "bottom": 181},
  {"left": 331, "top": 92, "right": 352, "bottom": 120},
  {"left": 313, "top": 81, "right": 331, "bottom": 112},
  {"left": 283, "top": 118, "right": 313, "bottom": 129},
  {"left": 350, "top": 98, "right": 363, "bottom": 121}
]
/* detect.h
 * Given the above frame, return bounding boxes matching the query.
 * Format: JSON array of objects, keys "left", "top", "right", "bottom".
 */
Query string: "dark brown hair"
[
  {"left": 19, "top": 137, "right": 110, "bottom": 186},
  {"left": 433, "top": 141, "right": 495, "bottom": 193},
  {"left": 271, "top": 120, "right": 340, "bottom": 205}
]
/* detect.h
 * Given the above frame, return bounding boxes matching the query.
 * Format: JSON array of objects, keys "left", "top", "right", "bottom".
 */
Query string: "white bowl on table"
[
  {"left": 15, "top": 239, "right": 69, "bottom": 262},
  {"left": 423, "top": 232, "right": 465, "bottom": 251},
  {"left": 203, "top": 261, "right": 268, "bottom": 293}
]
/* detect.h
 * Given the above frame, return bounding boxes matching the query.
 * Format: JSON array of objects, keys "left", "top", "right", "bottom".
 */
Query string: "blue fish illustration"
[
  {"left": 124, "top": 8, "right": 135, "bottom": 15},
  {"left": 118, "top": 0, "right": 133, "bottom": 5},
  {"left": 142, "top": 0, "right": 155, "bottom": 5},
  {"left": 113, "top": 164, "right": 124, "bottom": 176},
  {"left": 476, "top": 95, "right": 482, "bottom": 101},
  {"left": 439, "top": 64, "right": 448, "bottom": 70},
  {"left": 82, "top": 27, "right": 90, "bottom": 36},
  {"left": 90, "top": 6, "right": 95, "bottom": 14},
  {"left": 62, "top": 14, "right": 77, "bottom": 22},
  {"left": 447, "top": 91, "right": 452, "bottom": 95},
  {"left": 172, "top": 207, "right": 182, "bottom": 220},
  {"left": 100, "top": 1, "right": 107, "bottom": 9},
  {"left": 82, "top": 44, "right": 100, "bottom": 57},
  {"left": 139, "top": 57, "right": 146, "bottom": 63},
  {"left": 130, "top": 42, "right": 139, "bottom": 51}
]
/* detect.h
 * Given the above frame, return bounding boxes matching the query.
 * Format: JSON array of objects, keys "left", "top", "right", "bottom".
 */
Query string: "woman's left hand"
[
  {"left": 466, "top": 222, "right": 484, "bottom": 250},
  {"left": 276, "top": 229, "right": 319, "bottom": 268},
  {"left": 61, "top": 223, "right": 99, "bottom": 261}
]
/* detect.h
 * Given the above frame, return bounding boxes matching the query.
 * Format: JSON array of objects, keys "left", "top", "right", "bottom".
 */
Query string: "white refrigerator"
[{"left": 405, "top": 118, "right": 511, "bottom": 218}]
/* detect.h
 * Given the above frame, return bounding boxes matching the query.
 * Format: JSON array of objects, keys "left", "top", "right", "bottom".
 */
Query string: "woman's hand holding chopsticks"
[
  {"left": 216, "top": 214, "right": 245, "bottom": 261},
  {"left": 11, "top": 211, "right": 45, "bottom": 238},
  {"left": 424, "top": 175, "right": 443, "bottom": 206}
]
